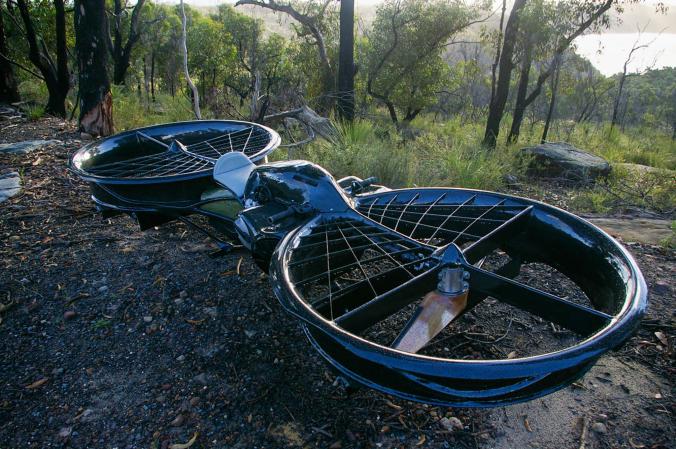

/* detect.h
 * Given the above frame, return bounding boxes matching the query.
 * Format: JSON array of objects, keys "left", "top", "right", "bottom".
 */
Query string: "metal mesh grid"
[
  {"left": 85, "top": 126, "right": 273, "bottom": 180},
  {"left": 356, "top": 193, "right": 528, "bottom": 247},
  {"left": 287, "top": 216, "right": 435, "bottom": 321}
]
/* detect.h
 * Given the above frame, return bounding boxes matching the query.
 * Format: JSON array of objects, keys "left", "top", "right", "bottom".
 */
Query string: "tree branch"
[{"left": 0, "top": 52, "right": 45, "bottom": 80}]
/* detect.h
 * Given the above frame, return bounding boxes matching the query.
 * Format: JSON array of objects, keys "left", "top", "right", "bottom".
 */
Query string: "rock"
[
  {"left": 58, "top": 427, "right": 72, "bottom": 439},
  {"left": 176, "top": 355, "right": 186, "bottom": 362},
  {"left": 0, "top": 139, "right": 62, "bottom": 155},
  {"left": 244, "top": 330, "right": 256, "bottom": 338},
  {"left": 63, "top": 310, "right": 77, "bottom": 320},
  {"left": 170, "top": 414, "right": 184, "bottom": 427},
  {"left": 503, "top": 173, "right": 519, "bottom": 187},
  {"left": 192, "top": 373, "right": 209, "bottom": 385},
  {"left": 591, "top": 422, "right": 607, "bottom": 434},
  {"left": 80, "top": 132, "right": 93, "bottom": 141},
  {"left": 179, "top": 290, "right": 188, "bottom": 299},
  {"left": 143, "top": 316, "right": 153, "bottom": 323},
  {"left": 189, "top": 396, "right": 200, "bottom": 407},
  {"left": 51, "top": 367, "right": 64, "bottom": 376},
  {"left": 0, "top": 172, "right": 21, "bottom": 203},
  {"left": 615, "top": 163, "right": 675, "bottom": 177},
  {"left": 80, "top": 408, "right": 97, "bottom": 423},
  {"left": 588, "top": 217, "right": 673, "bottom": 246},
  {"left": 203, "top": 307, "right": 218, "bottom": 319},
  {"left": 520, "top": 142, "right": 611, "bottom": 183},
  {"left": 97, "top": 285, "right": 108, "bottom": 293},
  {"left": 439, "top": 416, "right": 463, "bottom": 431}
]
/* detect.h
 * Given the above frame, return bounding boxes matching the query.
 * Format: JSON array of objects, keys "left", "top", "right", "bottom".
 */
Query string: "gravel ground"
[{"left": 0, "top": 118, "right": 673, "bottom": 449}]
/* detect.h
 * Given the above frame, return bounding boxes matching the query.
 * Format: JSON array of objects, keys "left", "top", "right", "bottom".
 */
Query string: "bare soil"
[{"left": 1, "top": 118, "right": 673, "bottom": 449}]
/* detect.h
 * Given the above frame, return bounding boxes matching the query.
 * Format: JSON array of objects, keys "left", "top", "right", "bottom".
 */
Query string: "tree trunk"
[
  {"left": 337, "top": 0, "right": 355, "bottom": 122},
  {"left": 16, "top": 0, "right": 70, "bottom": 117},
  {"left": 610, "top": 74, "right": 626, "bottom": 133},
  {"left": 482, "top": 0, "right": 527, "bottom": 149},
  {"left": 111, "top": 0, "right": 146, "bottom": 85},
  {"left": 150, "top": 51, "right": 156, "bottom": 102},
  {"left": 506, "top": 39, "right": 533, "bottom": 144},
  {"left": 75, "top": 0, "right": 114, "bottom": 137},
  {"left": 489, "top": 0, "right": 507, "bottom": 108},
  {"left": 541, "top": 58, "right": 561, "bottom": 143},
  {"left": 180, "top": 0, "right": 201, "bottom": 119},
  {"left": 0, "top": 0, "right": 20, "bottom": 103}
]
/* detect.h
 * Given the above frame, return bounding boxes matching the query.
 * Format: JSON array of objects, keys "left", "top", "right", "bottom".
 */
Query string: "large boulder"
[
  {"left": 520, "top": 142, "right": 611, "bottom": 184},
  {"left": 0, "top": 172, "right": 21, "bottom": 203},
  {"left": 0, "top": 139, "right": 62, "bottom": 155}
]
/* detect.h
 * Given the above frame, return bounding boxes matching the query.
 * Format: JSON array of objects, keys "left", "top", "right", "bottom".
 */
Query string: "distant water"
[{"left": 574, "top": 33, "right": 676, "bottom": 76}]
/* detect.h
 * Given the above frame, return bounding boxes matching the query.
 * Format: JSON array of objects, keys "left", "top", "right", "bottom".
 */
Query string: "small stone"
[
  {"left": 97, "top": 285, "right": 108, "bottom": 293},
  {"left": 192, "top": 373, "right": 209, "bottom": 385},
  {"left": 0, "top": 139, "right": 62, "bottom": 154},
  {"left": 174, "top": 298, "right": 184, "bottom": 306},
  {"left": 143, "top": 316, "right": 153, "bottom": 323},
  {"left": 63, "top": 310, "right": 77, "bottom": 320},
  {"left": 0, "top": 172, "right": 21, "bottom": 204},
  {"left": 80, "top": 408, "right": 96, "bottom": 422},
  {"left": 244, "top": 330, "right": 256, "bottom": 338},
  {"left": 170, "top": 414, "right": 184, "bottom": 427},
  {"left": 58, "top": 427, "right": 72, "bottom": 438},
  {"left": 329, "top": 442, "right": 342, "bottom": 449},
  {"left": 591, "top": 422, "right": 607, "bottom": 434},
  {"left": 80, "top": 132, "right": 93, "bottom": 141},
  {"left": 51, "top": 367, "right": 64, "bottom": 376},
  {"left": 176, "top": 355, "right": 186, "bottom": 362},
  {"left": 503, "top": 173, "right": 519, "bottom": 186},
  {"left": 204, "top": 307, "right": 218, "bottom": 319},
  {"left": 189, "top": 397, "right": 200, "bottom": 407},
  {"left": 439, "top": 417, "right": 463, "bottom": 431},
  {"left": 179, "top": 290, "right": 188, "bottom": 299}
]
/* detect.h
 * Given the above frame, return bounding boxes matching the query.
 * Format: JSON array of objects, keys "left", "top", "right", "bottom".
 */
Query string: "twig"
[{"left": 578, "top": 416, "right": 589, "bottom": 449}]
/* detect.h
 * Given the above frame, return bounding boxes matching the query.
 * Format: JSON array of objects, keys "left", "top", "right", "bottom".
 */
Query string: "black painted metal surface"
[{"left": 70, "top": 128, "right": 647, "bottom": 407}]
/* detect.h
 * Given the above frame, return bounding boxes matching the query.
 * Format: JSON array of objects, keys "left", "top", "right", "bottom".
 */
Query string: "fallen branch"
[{"left": 263, "top": 105, "right": 336, "bottom": 142}]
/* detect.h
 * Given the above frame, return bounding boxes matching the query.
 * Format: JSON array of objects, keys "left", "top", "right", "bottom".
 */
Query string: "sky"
[{"left": 164, "top": 0, "right": 676, "bottom": 76}]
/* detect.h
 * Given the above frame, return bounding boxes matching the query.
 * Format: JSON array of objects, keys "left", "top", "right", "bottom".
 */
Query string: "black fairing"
[
  {"left": 236, "top": 161, "right": 355, "bottom": 270},
  {"left": 244, "top": 160, "right": 353, "bottom": 213}
]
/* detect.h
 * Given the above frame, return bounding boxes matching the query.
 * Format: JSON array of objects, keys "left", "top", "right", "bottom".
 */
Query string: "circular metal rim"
[
  {"left": 269, "top": 187, "right": 647, "bottom": 405},
  {"left": 69, "top": 120, "right": 281, "bottom": 185}
]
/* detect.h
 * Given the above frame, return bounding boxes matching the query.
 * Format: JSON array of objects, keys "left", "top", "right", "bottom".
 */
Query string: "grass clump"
[
  {"left": 295, "top": 119, "right": 522, "bottom": 191},
  {"left": 569, "top": 165, "right": 675, "bottom": 216},
  {"left": 112, "top": 87, "right": 202, "bottom": 131}
]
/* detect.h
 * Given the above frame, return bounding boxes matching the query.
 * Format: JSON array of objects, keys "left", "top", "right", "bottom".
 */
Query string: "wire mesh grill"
[
  {"left": 287, "top": 216, "right": 436, "bottom": 321},
  {"left": 356, "top": 192, "right": 528, "bottom": 248},
  {"left": 85, "top": 126, "right": 273, "bottom": 180}
]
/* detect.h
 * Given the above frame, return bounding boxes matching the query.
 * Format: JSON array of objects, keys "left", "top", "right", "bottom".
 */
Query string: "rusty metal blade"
[{"left": 392, "top": 291, "right": 468, "bottom": 353}]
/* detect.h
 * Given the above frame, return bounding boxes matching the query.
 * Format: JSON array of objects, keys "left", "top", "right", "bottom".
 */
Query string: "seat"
[{"left": 213, "top": 152, "right": 255, "bottom": 199}]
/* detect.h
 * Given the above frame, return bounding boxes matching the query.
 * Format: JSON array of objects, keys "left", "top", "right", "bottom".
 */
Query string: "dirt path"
[{"left": 1, "top": 119, "right": 673, "bottom": 449}]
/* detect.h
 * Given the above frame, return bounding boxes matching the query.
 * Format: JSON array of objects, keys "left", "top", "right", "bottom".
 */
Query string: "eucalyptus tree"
[
  {"left": 108, "top": 0, "right": 147, "bottom": 85},
  {"left": 13, "top": 0, "right": 70, "bottom": 116},
  {"left": 364, "top": 0, "right": 487, "bottom": 127},
  {"left": 234, "top": 0, "right": 339, "bottom": 111},
  {"left": 0, "top": 0, "right": 20, "bottom": 103},
  {"left": 484, "top": 0, "right": 630, "bottom": 148},
  {"left": 74, "top": 0, "right": 113, "bottom": 136}
]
